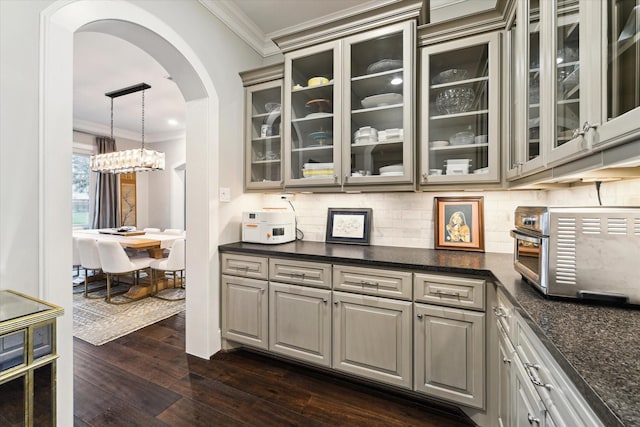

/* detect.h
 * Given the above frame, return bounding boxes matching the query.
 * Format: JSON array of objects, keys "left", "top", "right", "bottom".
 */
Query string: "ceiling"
[{"left": 73, "top": 0, "right": 463, "bottom": 142}]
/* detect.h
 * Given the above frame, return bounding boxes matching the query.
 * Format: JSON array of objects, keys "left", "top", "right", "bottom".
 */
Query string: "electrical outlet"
[{"left": 219, "top": 187, "right": 231, "bottom": 202}]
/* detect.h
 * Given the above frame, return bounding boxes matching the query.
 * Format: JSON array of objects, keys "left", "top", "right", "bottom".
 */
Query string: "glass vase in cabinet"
[
  {"left": 342, "top": 20, "right": 415, "bottom": 186},
  {"left": 283, "top": 41, "right": 342, "bottom": 187},
  {"left": 420, "top": 32, "right": 501, "bottom": 185},
  {"left": 245, "top": 79, "right": 283, "bottom": 190}
]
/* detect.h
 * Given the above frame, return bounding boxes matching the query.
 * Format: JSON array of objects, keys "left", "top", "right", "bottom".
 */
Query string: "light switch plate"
[{"left": 219, "top": 187, "right": 231, "bottom": 202}]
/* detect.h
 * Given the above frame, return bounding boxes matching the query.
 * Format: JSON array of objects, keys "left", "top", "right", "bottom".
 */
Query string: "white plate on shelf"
[
  {"left": 431, "top": 140, "right": 449, "bottom": 148},
  {"left": 361, "top": 93, "right": 403, "bottom": 109},
  {"left": 305, "top": 112, "right": 332, "bottom": 119},
  {"left": 380, "top": 171, "right": 403, "bottom": 176}
]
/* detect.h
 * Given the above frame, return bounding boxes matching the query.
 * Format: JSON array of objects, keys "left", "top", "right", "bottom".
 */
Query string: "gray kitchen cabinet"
[
  {"left": 221, "top": 253, "right": 268, "bottom": 280},
  {"left": 269, "top": 258, "right": 331, "bottom": 289},
  {"left": 282, "top": 21, "right": 416, "bottom": 190},
  {"left": 332, "top": 290, "right": 413, "bottom": 389},
  {"left": 414, "top": 303, "right": 485, "bottom": 409},
  {"left": 414, "top": 272, "right": 485, "bottom": 310},
  {"left": 495, "top": 287, "right": 604, "bottom": 427},
  {"left": 497, "top": 322, "right": 515, "bottom": 427},
  {"left": 221, "top": 275, "right": 269, "bottom": 350},
  {"left": 269, "top": 282, "right": 331, "bottom": 367},
  {"left": 508, "top": 0, "right": 640, "bottom": 181},
  {"left": 333, "top": 264, "right": 412, "bottom": 300},
  {"left": 240, "top": 64, "right": 284, "bottom": 191},
  {"left": 419, "top": 31, "right": 501, "bottom": 187}
]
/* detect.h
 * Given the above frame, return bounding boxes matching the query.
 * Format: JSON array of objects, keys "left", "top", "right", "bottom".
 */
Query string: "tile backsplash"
[{"left": 262, "top": 178, "right": 639, "bottom": 254}]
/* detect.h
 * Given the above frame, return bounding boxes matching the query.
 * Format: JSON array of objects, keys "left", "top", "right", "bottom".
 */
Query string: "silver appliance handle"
[{"left": 510, "top": 229, "right": 542, "bottom": 244}]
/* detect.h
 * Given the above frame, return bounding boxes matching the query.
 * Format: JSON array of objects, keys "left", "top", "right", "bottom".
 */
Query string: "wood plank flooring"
[{"left": 74, "top": 312, "right": 476, "bottom": 426}]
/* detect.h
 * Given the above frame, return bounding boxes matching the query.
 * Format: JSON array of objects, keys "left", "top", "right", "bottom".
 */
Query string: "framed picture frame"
[
  {"left": 119, "top": 172, "right": 137, "bottom": 227},
  {"left": 434, "top": 196, "right": 484, "bottom": 252},
  {"left": 326, "top": 208, "right": 372, "bottom": 245}
]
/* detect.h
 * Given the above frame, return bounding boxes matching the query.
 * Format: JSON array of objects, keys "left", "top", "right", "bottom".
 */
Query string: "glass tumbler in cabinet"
[
  {"left": 245, "top": 80, "right": 283, "bottom": 190},
  {"left": 284, "top": 42, "right": 341, "bottom": 186},
  {"left": 420, "top": 32, "right": 500, "bottom": 185},
  {"left": 344, "top": 21, "right": 414, "bottom": 184}
]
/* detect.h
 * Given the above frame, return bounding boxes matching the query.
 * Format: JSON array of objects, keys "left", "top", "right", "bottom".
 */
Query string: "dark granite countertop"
[{"left": 219, "top": 241, "right": 637, "bottom": 426}]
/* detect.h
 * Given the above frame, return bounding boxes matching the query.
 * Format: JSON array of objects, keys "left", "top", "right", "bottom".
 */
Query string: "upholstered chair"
[
  {"left": 72, "top": 236, "right": 81, "bottom": 277},
  {"left": 150, "top": 238, "right": 185, "bottom": 299},
  {"left": 77, "top": 238, "right": 103, "bottom": 298},
  {"left": 143, "top": 227, "right": 161, "bottom": 233},
  {"left": 97, "top": 240, "right": 153, "bottom": 303},
  {"left": 163, "top": 228, "right": 184, "bottom": 235}
]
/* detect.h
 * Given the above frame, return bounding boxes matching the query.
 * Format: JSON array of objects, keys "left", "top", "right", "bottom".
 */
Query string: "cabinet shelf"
[
  {"left": 430, "top": 142, "right": 488, "bottom": 152},
  {"left": 251, "top": 136, "right": 281, "bottom": 142},
  {"left": 430, "top": 76, "right": 489, "bottom": 90},
  {"left": 430, "top": 109, "right": 489, "bottom": 120},
  {"left": 291, "top": 145, "right": 333, "bottom": 153},
  {"left": 252, "top": 159, "right": 281, "bottom": 165}
]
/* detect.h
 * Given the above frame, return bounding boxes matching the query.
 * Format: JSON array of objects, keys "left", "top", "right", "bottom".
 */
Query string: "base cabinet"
[
  {"left": 269, "top": 282, "right": 331, "bottom": 367},
  {"left": 414, "top": 303, "right": 485, "bottom": 409},
  {"left": 332, "top": 291, "right": 413, "bottom": 389},
  {"left": 221, "top": 275, "right": 269, "bottom": 350}
]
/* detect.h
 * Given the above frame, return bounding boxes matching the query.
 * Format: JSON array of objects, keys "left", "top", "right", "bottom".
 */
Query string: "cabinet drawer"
[
  {"left": 414, "top": 273, "right": 485, "bottom": 310},
  {"left": 221, "top": 253, "right": 268, "bottom": 280},
  {"left": 515, "top": 317, "right": 603, "bottom": 427},
  {"left": 333, "top": 265, "right": 412, "bottom": 300},
  {"left": 494, "top": 287, "right": 514, "bottom": 338},
  {"left": 269, "top": 258, "right": 331, "bottom": 289}
]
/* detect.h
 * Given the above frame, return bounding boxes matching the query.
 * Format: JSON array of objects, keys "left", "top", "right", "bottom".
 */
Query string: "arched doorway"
[{"left": 41, "top": 2, "right": 222, "bottom": 423}]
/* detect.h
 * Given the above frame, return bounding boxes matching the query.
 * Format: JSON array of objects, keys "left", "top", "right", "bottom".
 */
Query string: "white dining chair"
[
  {"left": 97, "top": 240, "right": 153, "bottom": 304},
  {"left": 163, "top": 228, "right": 183, "bottom": 235},
  {"left": 150, "top": 238, "right": 185, "bottom": 300},
  {"left": 144, "top": 227, "right": 161, "bottom": 233},
  {"left": 77, "top": 238, "right": 103, "bottom": 298}
]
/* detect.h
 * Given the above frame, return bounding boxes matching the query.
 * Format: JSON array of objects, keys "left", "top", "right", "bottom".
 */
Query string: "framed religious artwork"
[
  {"left": 325, "top": 208, "right": 372, "bottom": 245},
  {"left": 434, "top": 196, "right": 484, "bottom": 252}
]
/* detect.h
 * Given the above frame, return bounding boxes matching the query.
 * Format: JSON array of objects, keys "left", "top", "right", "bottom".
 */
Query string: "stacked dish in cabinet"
[
  {"left": 348, "top": 29, "right": 407, "bottom": 178},
  {"left": 426, "top": 43, "right": 491, "bottom": 177},
  {"left": 288, "top": 49, "right": 336, "bottom": 180},
  {"left": 249, "top": 85, "right": 282, "bottom": 184}
]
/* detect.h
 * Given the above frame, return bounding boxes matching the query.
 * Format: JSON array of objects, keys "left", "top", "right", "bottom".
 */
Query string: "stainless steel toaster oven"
[{"left": 511, "top": 206, "right": 640, "bottom": 304}]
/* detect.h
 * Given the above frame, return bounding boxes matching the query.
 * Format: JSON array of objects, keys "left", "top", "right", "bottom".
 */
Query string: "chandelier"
[{"left": 90, "top": 83, "right": 165, "bottom": 174}]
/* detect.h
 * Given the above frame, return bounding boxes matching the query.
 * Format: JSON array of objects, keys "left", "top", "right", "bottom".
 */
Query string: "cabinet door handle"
[
  {"left": 502, "top": 357, "right": 511, "bottom": 365},
  {"left": 527, "top": 413, "right": 540, "bottom": 425},
  {"left": 524, "top": 362, "right": 553, "bottom": 390},
  {"left": 417, "top": 314, "right": 423, "bottom": 319},
  {"left": 334, "top": 301, "right": 339, "bottom": 306},
  {"left": 322, "top": 298, "right": 328, "bottom": 304},
  {"left": 493, "top": 306, "right": 508, "bottom": 318}
]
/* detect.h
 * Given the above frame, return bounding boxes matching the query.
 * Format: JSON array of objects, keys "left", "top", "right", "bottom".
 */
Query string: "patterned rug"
[{"left": 72, "top": 276, "right": 185, "bottom": 346}]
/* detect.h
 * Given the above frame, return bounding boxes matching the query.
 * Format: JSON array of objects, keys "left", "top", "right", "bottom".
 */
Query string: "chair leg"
[
  {"left": 84, "top": 268, "right": 89, "bottom": 297},
  {"left": 106, "top": 273, "right": 111, "bottom": 303}
]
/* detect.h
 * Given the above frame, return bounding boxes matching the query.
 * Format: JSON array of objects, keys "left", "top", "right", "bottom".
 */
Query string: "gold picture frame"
[
  {"left": 434, "top": 196, "right": 484, "bottom": 252},
  {"left": 119, "top": 173, "right": 137, "bottom": 227}
]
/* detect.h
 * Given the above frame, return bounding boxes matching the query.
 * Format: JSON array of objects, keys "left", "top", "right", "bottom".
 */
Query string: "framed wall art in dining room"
[
  {"left": 325, "top": 208, "right": 372, "bottom": 245},
  {"left": 434, "top": 196, "right": 484, "bottom": 252}
]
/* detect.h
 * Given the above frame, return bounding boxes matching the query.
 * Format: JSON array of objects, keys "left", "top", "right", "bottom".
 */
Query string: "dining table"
[{"left": 72, "top": 228, "right": 185, "bottom": 300}]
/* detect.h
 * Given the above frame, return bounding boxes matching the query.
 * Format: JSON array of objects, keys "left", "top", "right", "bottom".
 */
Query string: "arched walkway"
[{"left": 41, "top": 2, "right": 222, "bottom": 423}]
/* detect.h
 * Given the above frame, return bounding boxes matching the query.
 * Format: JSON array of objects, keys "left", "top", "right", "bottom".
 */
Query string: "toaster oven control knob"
[{"left": 266, "top": 232, "right": 272, "bottom": 238}]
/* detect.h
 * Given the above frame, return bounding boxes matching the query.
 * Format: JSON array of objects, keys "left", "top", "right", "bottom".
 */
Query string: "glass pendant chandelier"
[{"left": 90, "top": 83, "right": 165, "bottom": 173}]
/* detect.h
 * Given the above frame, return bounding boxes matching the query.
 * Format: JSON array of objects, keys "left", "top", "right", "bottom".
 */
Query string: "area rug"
[{"left": 73, "top": 287, "right": 185, "bottom": 346}]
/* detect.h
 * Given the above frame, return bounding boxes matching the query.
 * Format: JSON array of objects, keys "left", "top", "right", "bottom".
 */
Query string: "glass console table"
[{"left": 0, "top": 290, "right": 63, "bottom": 426}]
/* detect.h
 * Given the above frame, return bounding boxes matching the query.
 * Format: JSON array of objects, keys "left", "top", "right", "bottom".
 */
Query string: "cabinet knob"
[
  {"left": 417, "top": 314, "right": 423, "bottom": 319},
  {"left": 322, "top": 298, "right": 328, "bottom": 304},
  {"left": 334, "top": 301, "right": 339, "bottom": 306},
  {"left": 527, "top": 413, "right": 540, "bottom": 425},
  {"left": 502, "top": 357, "right": 511, "bottom": 365}
]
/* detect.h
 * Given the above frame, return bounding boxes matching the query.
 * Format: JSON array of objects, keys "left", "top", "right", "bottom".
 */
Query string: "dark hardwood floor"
[{"left": 74, "top": 312, "right": 476, "bottom": 426}]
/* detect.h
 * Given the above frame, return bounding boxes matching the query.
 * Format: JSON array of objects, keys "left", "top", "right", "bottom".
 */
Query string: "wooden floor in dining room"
[{"left": 73, "top": 312, "right": 476, "bottom": 426}]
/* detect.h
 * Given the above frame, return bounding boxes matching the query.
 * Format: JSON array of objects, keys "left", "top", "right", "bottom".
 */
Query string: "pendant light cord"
[
  {"left": 141, "top": 89, "right": 145, "bottom": 152},
  {"left": 110, "top": 97, "right": 114, "bottom": 142}
]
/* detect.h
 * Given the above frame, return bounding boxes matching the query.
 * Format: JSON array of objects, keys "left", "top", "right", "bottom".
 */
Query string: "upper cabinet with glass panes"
[
  {"left": 282, "top": 21, "right": 416, "bottom": 190},
  {"left": 508, "top": 0, "right": 640, "bottom": 180},
  {"left": 419, "top": 31, "right": 501, "bottom": 186}
]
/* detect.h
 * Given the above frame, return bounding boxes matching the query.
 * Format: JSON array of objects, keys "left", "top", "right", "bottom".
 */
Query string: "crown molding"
[
  {"left": 198, "top": 0, "right": 280, "bottom": 57},
  {"left": 73, "top": 119, "right": 185, "bottom": 144}
]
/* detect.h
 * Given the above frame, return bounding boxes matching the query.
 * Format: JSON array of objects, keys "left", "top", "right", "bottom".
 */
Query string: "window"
[{"left": 72, "top": 153, "right": 90, "bottom": 229}]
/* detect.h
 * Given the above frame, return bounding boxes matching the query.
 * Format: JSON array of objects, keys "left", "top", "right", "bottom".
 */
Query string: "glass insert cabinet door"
[
  {"left": 608, "top": 0, "right": 639, "bottom": 120},
  {"left": 420, "top": 31, "right": 500, "bottom": 184},
  {"left": 284, "top": 41, "right": 341, "bottom": 187},
  {"left": 245, "top": 80, "right": 283, "bottom": 189},
  {"left": 343, "top": 21, "right": 414, "bottom": 185}
]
